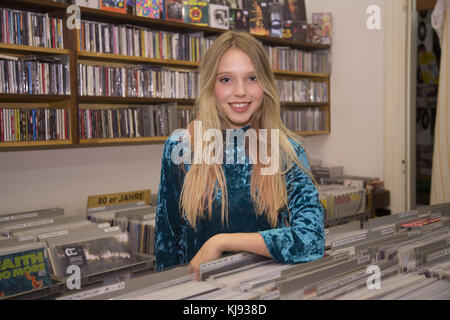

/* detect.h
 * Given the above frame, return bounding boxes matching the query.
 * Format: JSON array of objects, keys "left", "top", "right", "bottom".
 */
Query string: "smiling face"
[{"left": 214, "top": 47, "right": 264, "bottom": 129}]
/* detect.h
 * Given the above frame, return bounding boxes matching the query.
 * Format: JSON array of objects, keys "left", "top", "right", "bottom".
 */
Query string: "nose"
[{"left": 234, "top": 80, "right": 246, "bottom": 97}]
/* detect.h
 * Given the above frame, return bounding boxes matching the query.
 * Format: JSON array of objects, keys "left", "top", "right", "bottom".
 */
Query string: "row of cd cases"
[
  {"left": 56, "top": 202, "right": 450, "bottom": 300},
  {"left": 0, "top": 204, "right": 157, "bottom": 299}
]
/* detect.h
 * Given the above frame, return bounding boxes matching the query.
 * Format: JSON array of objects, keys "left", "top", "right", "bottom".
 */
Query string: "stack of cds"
[{"left": 87, "top": 204, "right": 156, "bottom": 255}]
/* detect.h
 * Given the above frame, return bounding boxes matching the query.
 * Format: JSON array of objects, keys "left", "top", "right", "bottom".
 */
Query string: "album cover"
[
  {"left": 225, "top": 0, "right": 244, "bottom": 9},
  {"left": 164, "top": 0, "right": 183, "bottom": 21},
  {"left": 209, "top": 4, "right": 230, "bottom": 29},
  {"left": 230, "top": 8, "right": 249, "bottom": 31},
  {"left": 282, "top": 0, "right": 306, "bottom": 22},
  {"left": 75, "top": 0, "right": 99, "bottom": 8},
  {"left": 0, "top": 244, "right": 51, "bottom": 297},
  {"left": 307, "top": 23, "right": 322, "bottom": 44},
  {"left": 268, "top": 0, "right": 283, "bottom": 38},
  {"left": 183, "top": 0, "right": 209, "bottom": 26},
  {"left": 247, "top": 0, "right": 269, "bottom": 36},
  {"left": 312, "top": 12, "right": 332, "bottom": 44},
  {"left": 282, "top": 20, "right": 307, "bottom": 41},
  {"left": 99, "top": 0, "right": 127, "bottom": 14},
  {"left": 136, "top": 0, "right": 162, "bottom": 19},
  {"left": 52, "top": 233, "right": 136, "bottom": 277}
]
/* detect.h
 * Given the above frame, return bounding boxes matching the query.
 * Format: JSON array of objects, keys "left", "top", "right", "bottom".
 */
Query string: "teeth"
[{"left": 230, "top": 103, "right": 249, "bottom": 108}]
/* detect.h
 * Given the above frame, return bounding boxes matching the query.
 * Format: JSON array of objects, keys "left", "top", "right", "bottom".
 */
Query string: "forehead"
[{"left": 217, "top": 47, "right": 256, "bottom": 73}]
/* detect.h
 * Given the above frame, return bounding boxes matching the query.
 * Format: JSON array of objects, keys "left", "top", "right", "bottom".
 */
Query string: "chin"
[{"left": 227, "top": 116, "right": 252, "bottom": 128}]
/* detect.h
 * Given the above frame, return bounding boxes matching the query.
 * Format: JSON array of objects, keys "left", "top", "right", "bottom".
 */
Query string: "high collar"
[{"left": 222, "top": 125, "right": 252, "bottom": 134}]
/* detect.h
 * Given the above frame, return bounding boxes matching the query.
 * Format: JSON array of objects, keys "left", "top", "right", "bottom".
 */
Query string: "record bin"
[
  {"left": 54, "top": 253, "right": 155, "bottom": 296},
  {"left": 2, "top": 253, "right": 155, "bottom": 300},
  {"left": 1, "top": 275, "right": 66, "bottom": 300}
]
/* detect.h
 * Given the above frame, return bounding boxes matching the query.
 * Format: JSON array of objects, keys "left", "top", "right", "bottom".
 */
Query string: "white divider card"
[
  {"left": 199, "top": 253, "right": 269, "bottom": 281},
  {"left": 104, "top": 226, "right": 120, "bottom": 232},
  {"left": 0, "top": 212, "right": 38, "bottom": 222},
  {"left": 426, "top": 247, "right": 450, "bottom": 264},
  {"left": 331, "top": 246, "right": 356, "bottom": 260},
  {"left": 98, "top": 223, "right": 111, "bottom": 228},
  {"left": 18, "top": 236, "right": 34, "bottom": 242},
  {"left": 259, "top": 289, "right": 280, "bottom": 300},
  {"left": 331, "top": 233, "right": 367, "bottom": 249},
  {"left": 0, "top": 208, "right": 64, "bottom": 224},
  {"left": 10, "top": 219, "right": 54, "bottom": 230},
  {"left": 431, "top": 211, "right": 442, "bottom": 219},
  {"left": 38, "top": 230, "right": 69, "bottom": 239},
  {"left": 399, "top": 210, "right": 418, "bottom": 219},
  {"left": 57, "top": 282, "right": 126, "bottom": 300},
  {"left": 316, "top": 268, "right": 368, "bottom": 296},
  {"left": 380, "top": 226, "right": 395, "bottom": 236},
  {"left": 200, "top": 253, "right": 245, "bottom": 274}
]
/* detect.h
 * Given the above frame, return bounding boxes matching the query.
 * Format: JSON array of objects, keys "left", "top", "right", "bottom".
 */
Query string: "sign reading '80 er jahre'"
[{"left": 87, "top": 190, "right": 151, "bottom": 211}]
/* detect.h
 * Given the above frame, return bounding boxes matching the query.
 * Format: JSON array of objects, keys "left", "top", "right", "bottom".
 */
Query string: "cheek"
[
  {"left": 249, "top": 86, "right": 264, "bottom": 103},
  {"left": 215, "top": 83, "right": 232, "bottom": 101}
]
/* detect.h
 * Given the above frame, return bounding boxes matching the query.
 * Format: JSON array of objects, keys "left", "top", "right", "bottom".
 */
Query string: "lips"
[{"left": 229, "top": 102, "right": 251, "bottom": 113}]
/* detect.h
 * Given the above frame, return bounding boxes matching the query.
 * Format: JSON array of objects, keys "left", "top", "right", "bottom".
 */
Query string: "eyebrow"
[{"left": 216, "top": 71, "right": 256, "bottom": 76}]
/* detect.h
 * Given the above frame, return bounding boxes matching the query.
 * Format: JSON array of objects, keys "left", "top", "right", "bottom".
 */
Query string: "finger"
[
  {"left": 189, "top": 262, "right": 199, "bottom": 279},
  {"left": 188, "top": 262, "right": 195, "bottom": 275}
]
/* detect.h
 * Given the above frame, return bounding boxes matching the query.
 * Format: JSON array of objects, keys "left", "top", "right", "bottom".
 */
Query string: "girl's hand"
[
  {"left": 188, "top": 233, "right": 271, "bottom": 281},
  {"left": 189, "top": 234, "right": 223, "bottom": 281}
]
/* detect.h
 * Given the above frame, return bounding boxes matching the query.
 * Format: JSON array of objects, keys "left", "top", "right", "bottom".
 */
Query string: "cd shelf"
[
  {"left": 0, "top": 0, "right": 331, "bottom": 151},
  {"left": 275, "top": 70, "right": 330, "bottom": 79},
  {"left": 77, "top": 52, "right": 330, "bottom": 79},
  {"left": 77, "top": 51, "right": 200, "bottom": 69},
  {"left": 0, "top": 101, "right": 73, "bottom": 148},
  {"left": 0, "top": 43, "right": 70, "bottom": 56},
  {"left": 75, "top": 4, "right": 331, "bottom": 51},
  {"left": 0, "top": 94, "right": 71, "bottom": 103},
  {"left": 78, "top": 96, "right": 195, "bottom": 104}
]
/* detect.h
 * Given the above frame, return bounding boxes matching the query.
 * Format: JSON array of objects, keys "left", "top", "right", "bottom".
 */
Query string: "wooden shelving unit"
[{"left": 0, "top": 0, "right": 331, "bottom": 151}]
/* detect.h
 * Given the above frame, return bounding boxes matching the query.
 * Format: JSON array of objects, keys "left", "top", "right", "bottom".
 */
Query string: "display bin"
[
  {"left": 3, "top": 253, "right": 155, "bottom": 300},
  {"left": 56, "top": 253, "right": 155, "bottom": 296},
  {"left": 1, "top": 276, "right": 66, "bottom": 300}
]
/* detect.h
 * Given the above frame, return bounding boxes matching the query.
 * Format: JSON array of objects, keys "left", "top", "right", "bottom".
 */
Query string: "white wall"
[
  {"left": 302, "top": 0, "right": 385, "bottom": 179},
  {"left": 0, "top": 145, "right": 164, "bottom": 216},
  {"left": 0, "top": 0, "right": 386, "bottom": 216}
]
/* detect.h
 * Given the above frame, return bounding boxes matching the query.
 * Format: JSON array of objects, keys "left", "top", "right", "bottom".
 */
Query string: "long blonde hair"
[{"left": 180, "top": 31, "right": 315, "bottom": 229}]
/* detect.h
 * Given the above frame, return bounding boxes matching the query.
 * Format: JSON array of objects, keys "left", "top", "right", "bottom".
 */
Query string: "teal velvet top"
[{"left": 155, "top": 126, "right": 325, "bottom": 271}]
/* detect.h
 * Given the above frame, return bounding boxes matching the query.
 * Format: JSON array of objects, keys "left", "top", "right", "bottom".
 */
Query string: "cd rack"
[
  {"left": 51, "top": 202, "right": 450, "bottom": 300},
  {"left": 2, "top": 202, "right": 450, "bottom": 300}
]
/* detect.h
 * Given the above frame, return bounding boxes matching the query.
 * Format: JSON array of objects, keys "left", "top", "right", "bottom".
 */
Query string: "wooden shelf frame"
[
  {"left": 76, "top": 51, "right": 330, "bottom": 80},
  {"left": 0, "top": 43, "right": 70, "bottom": 56},
  {"left": 0, "top": 0, "right": 331, "bottom": 150},
  {"left": 77, "top": 51, "right": 199, "bottom": 68}
]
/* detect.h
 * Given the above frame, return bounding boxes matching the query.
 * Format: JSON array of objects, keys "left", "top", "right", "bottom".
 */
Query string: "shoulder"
[
  {"left": 163, "top": 129, "right": 190, "bottom": 153},
  {"left": 161, "top": 129, "right": 192, "bottom": 168},
  {"left": 167, "top": 129, "right": 190, "bottom": 145},
  {"left": 286, "top": 136, "right": 310, "bottom": 171}
]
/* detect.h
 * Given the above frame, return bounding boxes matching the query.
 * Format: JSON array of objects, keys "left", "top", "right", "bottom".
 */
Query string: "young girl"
[{"left": 155, "top": 31, "right": 324, "bottom": 280}]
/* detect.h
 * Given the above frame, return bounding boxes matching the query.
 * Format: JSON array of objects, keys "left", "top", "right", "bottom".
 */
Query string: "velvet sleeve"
[
  {"left": 155, "top": 135, "right": 185, "bottom": 271},
  {"left": 258, "top": 143, "right": 325, "bottom": 264}
]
